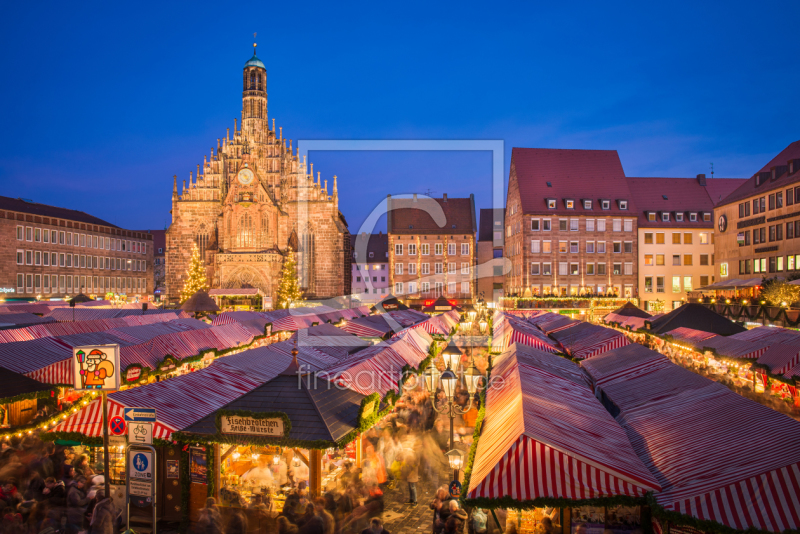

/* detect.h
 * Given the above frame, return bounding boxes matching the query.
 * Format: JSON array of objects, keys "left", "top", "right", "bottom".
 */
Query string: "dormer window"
[
  {"left": 583, "top": 200, "right": 592, "bottom": 209},
  {"left": 565, "top": 199, "right": 575, "bottom": 209},
  {"left": 547, "top": 199, "right": 557, "bottom": 209},
  {"left": 369, "top": 252, "right": 374, "bottom": 258},
  {"left": 601, "top": 200, "right": 611, "bottom": 210},
  {"left": 647, "top": 212, "right": 656, "bottom": 222},
  {"left": 676, "top": 213, "right": 684, "bottom": 222},
  {"left": 662, "top": 212, "right": 670, "bottom": 222},
  {"left": 689, "top": 212, "right": 697, "bottom": 222},
  {"left": 618, "top": 200, "right": 628, "bottom": 210},
  {"left": 703, "top": 213, "right": 711, "bottom": 222}
]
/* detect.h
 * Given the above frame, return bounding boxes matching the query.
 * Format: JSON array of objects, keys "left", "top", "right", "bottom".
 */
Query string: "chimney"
[
  {"left": 443, "top": 193, "right": 448, "bottom": 202},
  {"left": 361, "top": 232, "right": 366, "bottom": 241},
  {"left": 696, "top": 173, "right": 706, "bottom": 186},
  {"left": 413, "top": 193, "right": 417, "bottom": 202}
]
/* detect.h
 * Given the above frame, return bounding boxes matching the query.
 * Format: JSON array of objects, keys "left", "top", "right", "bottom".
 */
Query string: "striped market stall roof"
[
  {"left": 0, "top": 312, "right": 56, "bottom": 328},
  {"left": 615, "top": 314, "right": 662, "bottom": 331},
  {"left": 699, "top": 335, "right": 773, "bottom": 360},
  {"left": 0, "top": 302, "right": 68, "bottom": 315},
  {"left": 536, "top": 315, "right": 581, "bottom": 335},
  {"left": 582, "top": 344, "right": 800, "bottom": 532},
  {"left": 0, "top": 337, "right": 75, "bottom": 384},
  {"left": 466, "top": 343, "right": 661, "bottom": 503},
  {"left": 51, "top": 363, "right": 262, "bottom": 439},
  {"left": 342, "top": 309, "right": 428, "bottom": 338},
  {"left": 45, "top": 307, "right": 190, "bottom": 322},
  {"left": 662, "top": 327, "right": 719, "bottom": 348},
  {"left": 412, "top": 310, "right": 459, "bottom": 336},
  {"left": 549, "top": 322, "right": 631, "bottom": 360},
  {"left": 322, "top": 333, "right": 430, "bottom": 396},
  {"left": 756, "top": 343, "right": 800, "bottom": 375},
  {"left": 504, "top": 316, "right": 561, "bottom": 354}
]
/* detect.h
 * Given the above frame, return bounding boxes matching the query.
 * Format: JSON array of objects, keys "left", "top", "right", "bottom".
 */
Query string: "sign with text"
[
  {"left": 220, "top": 415, "right": 285, "bottom": 437},
  {"left": 73, "top": 345, "right": 120, "bottom": 391},
  {"left": 130, "top": 451, "right": 153, "bottom": 481},
  {"left": 124, "top": 407, "right": 157, "bottom": 422}
]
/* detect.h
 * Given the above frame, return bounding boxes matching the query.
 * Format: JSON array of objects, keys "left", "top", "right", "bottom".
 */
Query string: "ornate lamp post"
[{"left": 425, "top": 342, "right": 482, "bottom": 480}]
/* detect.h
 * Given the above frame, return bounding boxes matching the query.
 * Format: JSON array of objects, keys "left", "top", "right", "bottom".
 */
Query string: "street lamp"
[
  {"left": 446, "top": 449, "right": 464, "bottom": 474},
  {"left": 426, "top": 343, "right": 484, "bottom": 481},
  {"left": 479, "top": 319, "right": 487, "bottom": 334}
]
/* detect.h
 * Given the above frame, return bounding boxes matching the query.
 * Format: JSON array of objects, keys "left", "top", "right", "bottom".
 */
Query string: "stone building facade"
[
  {"left": 505, "top": 148, "right": 639, "bottom": 297},
  {"left": 165, "top": 47, "right": 349, "bottom": 304},
  {"left": 476, "top": 208, "right": 506, "bottom": 304},
  {"left": 0, "top": 196, "right": 153, "bottom": 300},
  {"left": 350, "top": 232, "right": 390, "bottom": 305},
  {"left": 387, "top": 194, "right": 477, "bottom": 309}
]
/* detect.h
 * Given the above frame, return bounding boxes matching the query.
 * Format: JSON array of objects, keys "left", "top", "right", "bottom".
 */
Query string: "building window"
[
  {"left": 672, "top": 233, "right": 681, "bottom": 244},
  {"left": 662, "top": 213, "right": 670, "bottom": 222},
  {"left": 586, "top": 241, "right": 594, "bottom": 253},
  {"left": 448, "top": 262, "right": 456, "bottom": 274},
  {"left": 613, "top": 242, "right": 621, "bottom": 253},
  {"left": 684, "top": 254, "right": 692, "bottom": 266},
  {"left": 612, "top": 219, "right": 622, "bottom": 232},
  {"left": 613, "top": 263, "right": 621, "bottom": 275},
  {"left": 777, "top": 256, "right": 784, "bottom": 271},
  {"left": 395, "top": 263, "right": 403, "bottom": 275},
  {"left": 624, "top": 241, "right": 632, "bottom": 253},
  {"left": 558, "top": 262, "right": 568, "bottom": 275},
  {"left": 656, "top": 276, "right": 664, "bottom": 292},
  {"left": 586, "top": 219, "right": 595, "bottom": 232},
  {"left": 542, "top": 263, "right": 552, "bottom": 275},
  {"left": 395, "top": 282, "right": 403, "bottom": 294},
  {"left": 703, "top": 213, "right": 711, "bottom": 222},
  {"left": 618, "top": 200, "right": 628, "bottom": 210},
  {"left": 683, "top": 232, "right": 692, "bottom": 245},
  {"left": 672, "top": 276, "right": 681, "bottom": 293},
  {"left": 601, "top": 200, "right": 610, "bottom": 210},
  {"left": 584, "top": 200, "right": 592, "bottom": 209},
  {"left": 645, "top": 254, "right": 653, "bottom": 266},
  {"left": 570, "top": 242, "right": 579, "bottom": 253},
  {"left": 395, "top": 244, "right": 403, "bottom": 255},
  {"left": 597, "top": 219, "right": 606, "bottom": 232},
  {"left": 559, "top": 241, "right": 568, "bottom": 253},
  {"left": 565, "top": 199, "right": 575, "bottom": 209},
  {"left": 531, "top": 263, "right": 540, "bottom": 275},
  {"left": 689, "top": 213, "right": 697, "bottom": 222},
  {"left": 547, "top": 199, "right": 556, "bottom": 209},
  {"left": 435, "top": 263, "right": 442, "bottom": 274},
  {"left": 673, "top": 255, "right": 681, "bottom": 266},
  {"left": 408, "top": 244, "right": 417, "bottom": 255},
  {"left": 16, "top": 250, "right": 23, "bottom": 265},
  {"left": 570, "top": 219, "right": 579, "bottom": 231},
  {"left": 421, "top": 263, "right": 429, "bottom": 274},
  {"left": 624, "top": 262, "right": 633, "bottom": 275},
  {"left": 16, "top": 226, "right": 23, "bottom": 240},
  {"left": 648, "top": 212, "right": 656, "bottom": 222},
  {"left": 597, "top": 263, "right": 606, "bottom": 275},
  {"left": 586, "top": 263, "right": 594, "bottom": 275},
  {"left": 699, "top": 254, "right": 709, "bottom": 266},
  {"left": 435, "top": 243, "right": 443, "bottom": 255},
  {"left": 656, "top": 254, "right": 665, "bottom": 266},
  {"left": 683, "top": 276, "right": 693, "bottom": 291},
  {"left": 644, "top": 233, "right": 653, "bottom": 244},
  {"left": 448, "top": 243, "right": 456, "bottom": 255},
  {"left": 461, "top": 281, "right": 469, "bottom": 294},
  {"left": 645, "top": 277, "right": 653, "bottom": 293},
  {"left": 720, "top": 263, "right": 729, "bottom": 277},
  {"left": 624, "top": 219, "right": 633, "bottom": 232},
  {"left": 420, "top": 243, "right": 429, "bottom": 255},
  {"left": 597, "top": 241, "right": 606, "bottom": 253},
  {"left": 570, "top": 263, "right": 579, "bottom": 275},
  {"left": 699, "top": 232, "right": 709, "bottom": 244},
  {"left": 408, "top": 263, "right": 417, "bottom": 275},
  {"left": 531, "top": 219, "right": 540, "bottom": 231},
  {"left": 700, "top": 275, "right": 710, "bottom": 287}
]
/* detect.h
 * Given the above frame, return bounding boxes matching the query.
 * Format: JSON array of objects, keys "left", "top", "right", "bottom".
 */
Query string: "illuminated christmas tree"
[
  {"left": 275, "top": 250, "right": 303, "bottom": 309},
  {"left": 180, "top": 244, "right": 210, "bottom": 303}
]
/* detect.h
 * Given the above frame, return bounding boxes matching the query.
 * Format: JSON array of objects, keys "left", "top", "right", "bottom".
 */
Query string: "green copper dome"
[{"left": 245, "top": 54, "right": 265, "bottom": 69}]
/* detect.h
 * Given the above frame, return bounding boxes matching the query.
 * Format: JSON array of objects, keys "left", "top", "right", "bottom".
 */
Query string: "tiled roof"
[
  {"left": 716, "top": 140, "right": 800, "bottom": 206},
  {"left": 350, "top": 232, "right": 388, "bottom": 263},
  {"left": 704, "top": 179, "right": 749, "bottom": 206},
  {"left": 478, "top": 208, "right": 504, "bottom": 242},
  {"left": 510, "top": 148, "right": 633, "bottom": 216},
  {"left": 626, "top": 177, "right": 745, "bottom": 228},
  {"left": 388, "top": 195, "right": 476, "bottom": 235},
  {"left": 0, "top": 196, "right": 119, "bottom": 228}
]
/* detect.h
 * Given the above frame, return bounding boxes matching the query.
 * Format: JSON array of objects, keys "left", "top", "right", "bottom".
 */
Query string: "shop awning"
[
  {"left": 492, "top": 313, "right": 560, "bottom": 353},
  {"left": 45, "top": 307, "right": 190, "bottom": 322},
  {"left": 410, "top": 310, "right": 460, "bottom": 336},
  {"left": 341, "top": 309, "right": 428, "bottom": 338},
  {"left": 696, "top": 278, "right": 762, "bottom": 291},
  {"left": 466, "top": 343, "right": 661, "bottom": 505},
  {"left": 550, "top": 322, "right": 631, "bottom": 360},
  {"left": 582, "top": 343, "right": 800, "bottom": 532}
]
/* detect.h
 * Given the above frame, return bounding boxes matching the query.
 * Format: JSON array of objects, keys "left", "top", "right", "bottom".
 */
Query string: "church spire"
[{"left": 172, "top": 175, "right": 178, "bottom": 200}]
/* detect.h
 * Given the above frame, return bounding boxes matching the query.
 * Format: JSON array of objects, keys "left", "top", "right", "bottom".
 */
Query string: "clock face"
[
  {"left": 718, "top": 214, "right": 727, "bottom": 233},
  {"left": 237, "top": 168, "right": 255, "bottom": 186}
]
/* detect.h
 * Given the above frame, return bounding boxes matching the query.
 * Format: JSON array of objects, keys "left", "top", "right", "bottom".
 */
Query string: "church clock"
[{"left": 237, "top": 167, "right": 255, "bottom": 186}]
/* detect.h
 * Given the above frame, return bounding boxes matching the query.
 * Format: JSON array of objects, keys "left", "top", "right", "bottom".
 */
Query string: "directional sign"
[
  {"left": 129, "top": 422, "right": 152, "bottom": 445},
  {"left": 109, "top": 416, "right": 126, "bottom": 436},
  {"left": 124, "top": 407, "right": 157, "bottom": 422},
  {"left": 130, "top": 452, "right": 153, "bottom": 480}
]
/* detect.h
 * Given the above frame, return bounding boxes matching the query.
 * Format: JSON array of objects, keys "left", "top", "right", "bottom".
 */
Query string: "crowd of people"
[{"left": 0, "top": 437, "right": 119, "bottom": 534}]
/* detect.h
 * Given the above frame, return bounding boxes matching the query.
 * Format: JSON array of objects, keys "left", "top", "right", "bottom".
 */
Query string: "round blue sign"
[{"left": 133, "top": 453, "right": 149, "bottom": 472}]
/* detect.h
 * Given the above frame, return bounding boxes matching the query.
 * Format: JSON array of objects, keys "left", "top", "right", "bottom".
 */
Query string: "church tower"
[{"left": 242, "top": 40, "right": 267, "bottom": 143}]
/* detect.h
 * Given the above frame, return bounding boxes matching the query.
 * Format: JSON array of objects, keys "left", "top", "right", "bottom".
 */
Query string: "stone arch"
[{"left": 222, "top": 266, "right": 270, "bottom": 295}]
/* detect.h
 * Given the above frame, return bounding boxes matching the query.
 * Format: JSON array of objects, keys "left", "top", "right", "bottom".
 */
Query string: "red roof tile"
[
  {"left": 510, "top": 148, "right": 634, "bottom": 216},
  {"left": 626, "top": 177, "right": 745, "bottom": 228},
  {"left": 0, "top": 195, "right": 118, "bottom": 228},
  {"left": 388, "top": 195, "right": 476, "bottom": 235},
  {"left": 716, "top": 140, "right": 800, "bottom": 206}
]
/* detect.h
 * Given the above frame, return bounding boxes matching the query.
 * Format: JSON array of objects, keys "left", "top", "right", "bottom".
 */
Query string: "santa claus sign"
[{"left": 73, "top": 344, "right": 120, "bottom": 391}]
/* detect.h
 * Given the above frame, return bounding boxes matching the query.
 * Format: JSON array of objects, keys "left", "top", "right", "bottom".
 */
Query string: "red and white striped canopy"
[
  {"left": 551, "top": 323, "right": 631, "bottom": 360},
  {"left": 491, "top": 312, "right": 560, "bottom": 353},
  {"left": 583, "top": 343, "right": 800, "bottom": 532},
  {"left": 467, "top": 343, "right": 661, "bottom": 502}
]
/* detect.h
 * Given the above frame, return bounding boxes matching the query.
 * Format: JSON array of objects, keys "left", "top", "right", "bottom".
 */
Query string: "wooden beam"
[
  {"left": 214, "top": 444, "right": 221, "bottom": 501},
  {"left": 220, "top": 445, "right": 237, "bottom": 462},
  {"left": 309, "top": 449, "right": 322, "bottom": 497},
  {"left": 292, "top": 447, "right": 310, "bottom": 467}
]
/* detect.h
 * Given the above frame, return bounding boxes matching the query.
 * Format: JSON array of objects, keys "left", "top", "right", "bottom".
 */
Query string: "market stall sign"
[
  {"left": 125, "top": 366, "right": 142, "bottom": 382},
  {"left": 220, "top": 415, "right": 285, "bottom": 437}
]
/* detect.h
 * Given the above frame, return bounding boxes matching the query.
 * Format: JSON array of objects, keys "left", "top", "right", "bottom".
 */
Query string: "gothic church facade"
[{"left": 165, "top": 47, "right": 349, "bottom": 303}]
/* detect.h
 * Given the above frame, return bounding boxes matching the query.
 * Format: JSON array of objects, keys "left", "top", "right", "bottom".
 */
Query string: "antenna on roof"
[
  {"left": 710, "top": 162, "right": 714, "bottom": 179},
  {"left": 422, "top": 188, "right": 435, "bottom": 197}
]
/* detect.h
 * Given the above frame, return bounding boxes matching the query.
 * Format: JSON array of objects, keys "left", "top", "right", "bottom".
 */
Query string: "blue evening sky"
[{"left": 1, "top": 0, "right": 798, "bottom": 233}]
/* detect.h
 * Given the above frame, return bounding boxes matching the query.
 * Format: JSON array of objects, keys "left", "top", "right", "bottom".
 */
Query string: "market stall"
[
  {"left": 464, "top": 343, "right": 661, "bottom": 534},
  {"left": 174, "top": 350, "right": 389, "bottom": 528},
  {"left": 581, "top": 344, "right": 800, "bottom": 533}
]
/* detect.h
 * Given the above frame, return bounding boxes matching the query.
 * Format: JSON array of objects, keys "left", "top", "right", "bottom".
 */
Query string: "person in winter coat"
[
  {"left": 403, "top": 452, "right": 419, "bottom": 506},
  {"left": 444, "top": 501, "right": 468, "bottom": 534},
  {"left": 0, "top": 479, "right": 21, "bottom": 510},
  {"left": 41, "top": 477, "right": 66, "bottom": 507},
  {"left": 89, "top": 489, "right": 117, "bottom": 534},
  {"left": 226, "top": 507, "right": 249, "bottom": 534},
  {"left": 66, "top": 476, "right": 90, "bottom": 534}
]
